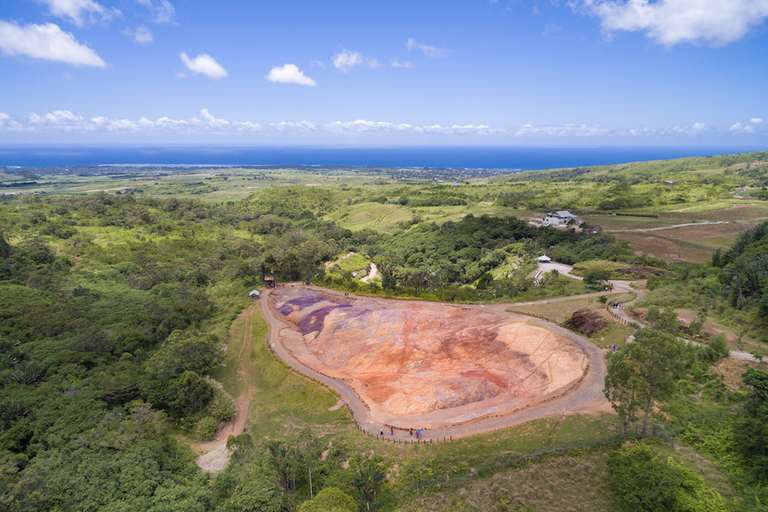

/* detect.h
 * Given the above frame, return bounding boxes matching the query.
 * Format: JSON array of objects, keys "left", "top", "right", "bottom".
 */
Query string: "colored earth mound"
[{"left": 271, "top": 288, "right": 588, "bottom": 428}]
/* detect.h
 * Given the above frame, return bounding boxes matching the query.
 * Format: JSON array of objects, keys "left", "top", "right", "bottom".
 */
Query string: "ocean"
[{"left": 0, "top": 145, "right": 764, "bottom": 170}]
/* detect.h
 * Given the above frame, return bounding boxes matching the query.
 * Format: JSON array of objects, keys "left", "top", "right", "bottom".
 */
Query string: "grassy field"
[
  {"left": 506, "top": 292, "right": 636, "bottom": 323},
  {"left": 0, "top": 167, "right": 382, "bottom": 202},
  {"left": 244, "top": 306, "right": 351, "bottom": 440}
]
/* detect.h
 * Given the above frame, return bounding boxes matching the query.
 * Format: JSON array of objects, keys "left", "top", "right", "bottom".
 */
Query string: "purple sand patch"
[
  {"left": 277, "top": 295, "right": 326, "bottom": 316},
  {"left": 296, "top": 304, "right": 351, "bottom": 335},
  {"left": 287, "top": 295, "right": 326, "bottom": 308}
]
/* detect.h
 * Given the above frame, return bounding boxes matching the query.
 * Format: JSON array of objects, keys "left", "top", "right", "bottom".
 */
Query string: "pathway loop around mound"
[{"left": 260, "top": 285, "right": 609, "bottom": 442}]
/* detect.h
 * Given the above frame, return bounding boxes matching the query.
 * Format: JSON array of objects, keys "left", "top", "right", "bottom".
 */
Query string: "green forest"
[{"left": 2, "top": 151, "right": 768, "bottom": 511}]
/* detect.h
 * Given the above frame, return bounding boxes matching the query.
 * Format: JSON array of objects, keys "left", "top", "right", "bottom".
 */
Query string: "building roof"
[
  {"left": 538, "top": 255, "right": 552, "bottom": 262},
  {"left": 249, "top": 290, "right": 260, "bottom": 296},
  {"left": 554, "top": 210, "right": 578, "bottom": 218}
]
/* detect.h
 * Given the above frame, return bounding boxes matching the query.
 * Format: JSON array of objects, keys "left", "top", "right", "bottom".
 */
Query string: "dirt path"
[
  {"left": 361, "top": 261, "right": 378, "bottom": 283},
  {"left": 325, "top": 251, "right": 355, "bottom": 268},
  {"left": 261, "top": 285, "right": 611, "bottom": 443},
  {"left": 194, "top": 304, "right": 257, "bottom": 472}
]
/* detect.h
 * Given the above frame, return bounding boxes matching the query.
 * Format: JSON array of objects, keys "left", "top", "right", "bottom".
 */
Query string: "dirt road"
[{"left": 195, "top": 304, "right": 257, "bottom": 472}]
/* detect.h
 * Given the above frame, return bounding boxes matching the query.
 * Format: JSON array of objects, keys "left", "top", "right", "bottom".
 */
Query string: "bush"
[
  {"left": 197, "top": 416, "right": 218, "bottom": 441},
  {"left": 608, "top": 442, "right": 727, "bottom": 512},
  {"left": 206, "top": 378, "right": 236, "bottom": 422}
]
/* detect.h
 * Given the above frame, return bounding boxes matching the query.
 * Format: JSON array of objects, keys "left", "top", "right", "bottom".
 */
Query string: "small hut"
[
  {"left": 264, "top": 274, "right": 276, "bottom": 288},
  {"left": 249, "top": 290, "right": 260, "bottom": 300},
  {"left": 537, "top": 255, "right": 552, "bottom": 263}
]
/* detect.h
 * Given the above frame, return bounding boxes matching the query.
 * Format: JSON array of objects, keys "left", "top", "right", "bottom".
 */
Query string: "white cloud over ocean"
[
  {"left": 3, "top": 110, "right": 763, "bottom": 144},
  {"left": 0, "top": 21, "right": 107, "bottom": 67},
  {"left": 578, "top": 0, "right": 768, "bottom": 46}
]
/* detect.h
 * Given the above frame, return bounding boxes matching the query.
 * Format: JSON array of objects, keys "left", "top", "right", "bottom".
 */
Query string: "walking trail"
[
  {"left": 194, "top": 304, "right": 257, "bottom": 472},
  {"left": 259, "top": 285, "right": 610, "bottom": 445}
]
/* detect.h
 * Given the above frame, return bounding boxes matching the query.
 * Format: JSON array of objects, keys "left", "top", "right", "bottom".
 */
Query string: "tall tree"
[
  {"left": 605, "top": 326, "right": 684, "bottom": 437},
  {"left": 631, "top": 328, "right": 684, "bottom": 435},
  {"left": 604, "top": 351, "right": 643, "bottom": 437}
]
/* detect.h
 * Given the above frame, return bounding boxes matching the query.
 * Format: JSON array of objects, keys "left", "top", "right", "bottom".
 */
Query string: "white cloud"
[
  {"left": 0, "top": 21, "right": 107, "bottom": 67},
  {"left": 391, "top": 58, "right": 413, "bottom": 68},
  {"left": 180, "top": 52, "right": 228, "bottom": 79},
  {"left": 270, "top": 120, "right": 317, "bottom": 133},
  {"left": 266, "top": 64, "right": 317, "bottom": 86},
  {"left": 513, "top": 123, "right": 607, "bottom": 137},
  {"left": 663, "top": 122, "right": 710, "bottom": 135},
  {"left": 730, "top": 117, "right": 766, "bottom": 133},
  {"left": 332, "top": 48, "right": 380, "bottom": 72},
  {"left": 406, "top": 38, "right": 449, "bottom": 57},
  {"left": 38, "top": 0, "right": 121, "bottom": 27},
  {"left": 137, "top": 0, "right": 176, "bottom": 24},
  {"left": 124, "top": 25, "right": 153, "bottom": 43},
  {"left": 3, "top": 110, "right": 765, "bottom": 142},
  {"left": 0, "top": 113, "right": 23, "bottom": 131},
  {"left": 10, "top": 109, "right": 260, "bottom": 134},
  {"left": 578, "top": 0, "right": 768, "bottom": 46}
]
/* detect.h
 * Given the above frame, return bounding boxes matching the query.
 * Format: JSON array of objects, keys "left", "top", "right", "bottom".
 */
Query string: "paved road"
[{"left": 259, "top": 286, "right": 609, "bottom": 443}]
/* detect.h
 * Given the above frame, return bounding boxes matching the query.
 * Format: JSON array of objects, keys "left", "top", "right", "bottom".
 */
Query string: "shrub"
[
  {"left": 197, "top": 416, "right": 218, "bottom": 441},
  {"left": 206, "top": 378, "right": 236, "bottom": 422}
]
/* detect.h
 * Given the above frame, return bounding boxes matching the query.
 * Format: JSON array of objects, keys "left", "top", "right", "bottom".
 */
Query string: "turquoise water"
[{"left": 0, "top": 144, "right": 764, "bottom": 169}]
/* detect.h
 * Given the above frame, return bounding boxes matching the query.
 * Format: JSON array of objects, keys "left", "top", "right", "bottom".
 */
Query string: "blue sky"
[{"left": 1, "top": 0, "right": 767, "bottom": 146}]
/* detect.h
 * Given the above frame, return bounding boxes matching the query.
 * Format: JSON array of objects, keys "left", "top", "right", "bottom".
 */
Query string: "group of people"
[{"left": 379, "top": 426, "right": 425, "bottom": 440}]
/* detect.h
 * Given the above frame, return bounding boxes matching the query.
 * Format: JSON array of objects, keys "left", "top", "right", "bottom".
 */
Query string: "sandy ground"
[
  {"left": 273, "top": 288, "right": 588, "bottom": 428},
  {"left": 262, "top": 285, "right": 610, "bottom": 441}
]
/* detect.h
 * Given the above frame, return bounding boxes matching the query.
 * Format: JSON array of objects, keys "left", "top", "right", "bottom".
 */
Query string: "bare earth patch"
[{"left": 272, "top": 288, "right": 588, "bottom": 429}]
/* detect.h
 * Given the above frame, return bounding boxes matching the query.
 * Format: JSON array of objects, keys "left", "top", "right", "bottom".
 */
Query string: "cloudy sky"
[{"left": 1, "top": 0, "right": 767, "bottom": 146}]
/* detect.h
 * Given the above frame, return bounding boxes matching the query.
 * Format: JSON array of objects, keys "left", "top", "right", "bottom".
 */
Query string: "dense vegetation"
[{"left": 1, "top": 151, "right": 767, "bottom": 511}]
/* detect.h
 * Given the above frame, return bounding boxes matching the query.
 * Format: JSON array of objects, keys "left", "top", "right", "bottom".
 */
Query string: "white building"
[{"left": 543, "top": 210, "right": 580, "bottom": 227}]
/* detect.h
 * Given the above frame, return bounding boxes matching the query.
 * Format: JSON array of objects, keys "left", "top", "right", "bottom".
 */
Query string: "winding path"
[{"left": 260, "top": 285, "right": 610, "bottom": 443}]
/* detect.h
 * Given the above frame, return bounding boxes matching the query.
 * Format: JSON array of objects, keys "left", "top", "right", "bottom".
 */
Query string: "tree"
[
  {"left": 297, "top": 487, "right": 356, "bottom": 512},
  {"left": 608, "top": 443, "right": 726, "bottom": 512},
  {"left": 298, "top": 427, "right": 323, "bottom": 499},
  {"left": 350, "top": 463, "right": 385, "bottom": 512},
  {"left": 224, "top": 467, "right": 288, "bottom": 512},
  {"left": 743, "top": 367, "right": 768, "bottom": 417},
  {"left": 632, "top": 328, "right": 684, "bottom": 435},
  {"left": 604, "top": 351, "right": 643, "bottom": 437},
  {"left": 144, "top": 330, "right": 222, "bottom": 380},
  {"left": 605, "top": 327, "right": 684, "bottom": 436},
  {"left": 584, "top": 269, "right": 611, "bottom": 286},
  {"left": 268, "top": 441, "right": 293, "bottom": 493}
]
